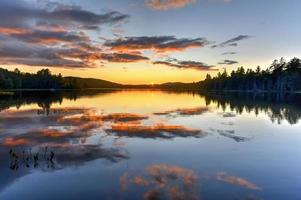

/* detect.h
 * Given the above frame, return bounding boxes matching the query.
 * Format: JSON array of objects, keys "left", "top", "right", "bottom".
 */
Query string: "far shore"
[{"left": 1, "top": 88, "right": 301, "bottom": 95}]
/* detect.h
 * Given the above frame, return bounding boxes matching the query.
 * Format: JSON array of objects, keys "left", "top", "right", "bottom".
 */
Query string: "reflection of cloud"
[
  {"left": 58, "top": 111, "right": 149, "bottom": 125},
  {"left": 0, "top": 107, "right": 131, "bottom": 169},
  {"left": 3, "top": 137, "right": 32, "bottom": 147},
  {"left": 103, "top": 113, "right": 149, "bottom": 122},
  {"left": 241, "top": 195, "right": 263, "bottom": 200},
  {"left": 146, "top": 0, "right": 196, "bottom": 10},
  {"left": 121, "top": 164, "right": 199, "bottom": 200},
  {"left": 222, "top": 112, "right": 236, "bottom": 118},
  {"left": 53, "top": 144, "right": 128, "bottom": 165},
  {"left": 144, "top": 189, "right": 160, "bottom": 200},
  {"left": 147, "top": 164, "right": 198, "bottom": 186},
  {"left": 154, "top": 106, "right": 209, "bottom": 116},
  {"left": 132, "top": 176, "right": 149, "bottom": 186},
  {"left": 210, "top": 129, "right": 249, "bottom": 142},
  {"left": 120, "top": 172, "right": 129, "bottom": 192},
  {"left": 107, "top": 123, "right": 203, "bottom": 139},
  {"left": 218, "top": 132, "right": 249, "bottom": 142},
  {"left": 216, "top": 172, "right": 262, "bottom": 191}
]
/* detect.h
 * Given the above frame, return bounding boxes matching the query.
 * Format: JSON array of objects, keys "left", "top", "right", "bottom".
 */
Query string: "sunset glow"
[{"left": 0, "top": 0, "right": 300, "bottom": 84}]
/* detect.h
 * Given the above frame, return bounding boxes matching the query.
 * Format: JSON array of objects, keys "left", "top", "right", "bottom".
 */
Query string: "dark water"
[{"left": 0, "top": 90, "right": 300, "bottom": 200}]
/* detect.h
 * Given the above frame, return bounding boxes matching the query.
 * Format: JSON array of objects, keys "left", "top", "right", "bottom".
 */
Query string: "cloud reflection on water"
[
  {"left": 0, "top": 105, "right": 208, "bottom": 171},
  {"left": 216, "top": 172, "right": 262, "bottom": 191},
  {"left": 120, "top": 164, "right": 200, "bottom": 200}
]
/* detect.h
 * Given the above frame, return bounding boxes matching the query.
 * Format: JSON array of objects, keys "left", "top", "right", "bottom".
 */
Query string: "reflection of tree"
[
  {"left": 0, "top": 90, "right": 119, "bottom": 113},
  {"left": 201, "top": 92, "right": 301, "bottom": 124}
]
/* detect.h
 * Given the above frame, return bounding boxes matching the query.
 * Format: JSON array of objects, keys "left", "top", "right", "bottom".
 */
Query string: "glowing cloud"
[{"left": 146, "top": 0, "right": 197, "bottom": 10}]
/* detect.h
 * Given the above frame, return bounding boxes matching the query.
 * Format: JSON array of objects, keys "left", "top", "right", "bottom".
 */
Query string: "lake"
[{"left": 0, "top": 90, "right": 300, "bottom": 200}]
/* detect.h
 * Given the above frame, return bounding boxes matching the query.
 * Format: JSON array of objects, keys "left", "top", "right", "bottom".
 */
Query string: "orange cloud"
[
  {"left": 146, "top": 0, "right": 196, "bottom": 10},
  {"left": 0, "top": 27, "right": 31, "bottom": 35},
  {"left": 216, "top": 172, "right": 262, "bottom": 191}
]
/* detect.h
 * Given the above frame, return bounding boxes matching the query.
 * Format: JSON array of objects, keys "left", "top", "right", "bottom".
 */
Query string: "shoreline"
[{"left": 1, "top": 88, "right": 301, "bottom": 95}]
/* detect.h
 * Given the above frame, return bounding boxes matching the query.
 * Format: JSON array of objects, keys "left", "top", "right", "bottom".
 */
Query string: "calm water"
[{"left": 0, "top": 90, "right": 300, "bottom": 200}]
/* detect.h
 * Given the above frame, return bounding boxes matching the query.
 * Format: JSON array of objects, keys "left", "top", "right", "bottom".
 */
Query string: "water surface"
[{"left": 0, "top": 90, "right": 300, "bottom": 200}]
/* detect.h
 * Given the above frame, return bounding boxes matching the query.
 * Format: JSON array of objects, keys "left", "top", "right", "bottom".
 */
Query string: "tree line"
[
  {"left": 0, "top": 57, "right": 300, "bottom": 91},
  {"left": 0, "top": 68, "right": 121, "bottom": 90},
  {"left": 0, "top": 68, "right": 66, "bottom": 89},
  {"left": 200, "top": 57, "right": 301, "bottom": 92}
]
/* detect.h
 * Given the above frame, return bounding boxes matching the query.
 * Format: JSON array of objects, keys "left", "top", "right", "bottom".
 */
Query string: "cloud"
[
  {"left": 222, "top": 52, "right": 237, "bottom": 55},
  {"left": 0, "top": 38, "right": 88, "bottom": 68},
  {"left": 218, "top": 60, "right": 238, "bottom": 65},
  {"left": 212, "top": 35, "right": 252, "bottom": 48},
  {"left": 104, "top": 36, "right": 208, "bottom": 53},
  {"left": 100, "top": 53, "right": 149, "bottom": 63},
  {"left": 146, "top": 0, "right": 196, "bottom": 10},
  {"left": 1, "top": 29, "right": 90, "bottom": 45},
  {"left": 216, "top": 172, "right": 262, "bottom": 191},
  {"left": 153, "top": 58, "right": 216, "bottom": 71},
  {"left": 0, "top": 0, "right": 130, "bottom": 68},
  {"left": 0, "top": 0, "right": 129, "bottom": 30}
]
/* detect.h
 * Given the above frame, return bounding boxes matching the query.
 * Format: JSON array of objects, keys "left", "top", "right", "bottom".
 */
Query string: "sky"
[{"left": 0, "top": 0, "right": 300, "bottom": 84}]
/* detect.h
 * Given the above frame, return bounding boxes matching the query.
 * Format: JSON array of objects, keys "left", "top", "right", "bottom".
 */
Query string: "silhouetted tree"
[{"left": 200, "top": 57, "right": 301, "bottom": 93}]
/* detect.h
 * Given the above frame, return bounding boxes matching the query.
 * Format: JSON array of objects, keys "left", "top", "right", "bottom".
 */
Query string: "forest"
[
  {"left": 200, "top": 57, "right": 301, "bottom": 92},
  {"left": 0, "top": 68, "right": 121, "bottom": 89}
]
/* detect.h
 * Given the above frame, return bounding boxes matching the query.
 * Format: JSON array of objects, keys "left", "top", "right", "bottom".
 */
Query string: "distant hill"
[
  {"left": 0, "top": 67, "right": 197, "bottom": 90},
  {"left": 64, "top": 77, "right": 123, "bottom": 89}
]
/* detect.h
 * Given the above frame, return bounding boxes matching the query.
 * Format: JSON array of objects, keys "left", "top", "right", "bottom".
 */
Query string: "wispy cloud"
[
  {"left": 212, "top": 35, "right": 252, "bottom": 48},
  {"left": 104, "top": 36, "right": 208, "bottom": 53},
  {"left": 153, "top": 58, "right": 216, "bottom": 71},
  {"left": 218, "top": 59, "right": 238, "bottom": 65},
  {"left": 222, "top": 52, "right": 237, "bottom": 55},
  {"left": 99, "top": 53, "right": 149, "bottom": 63}
]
